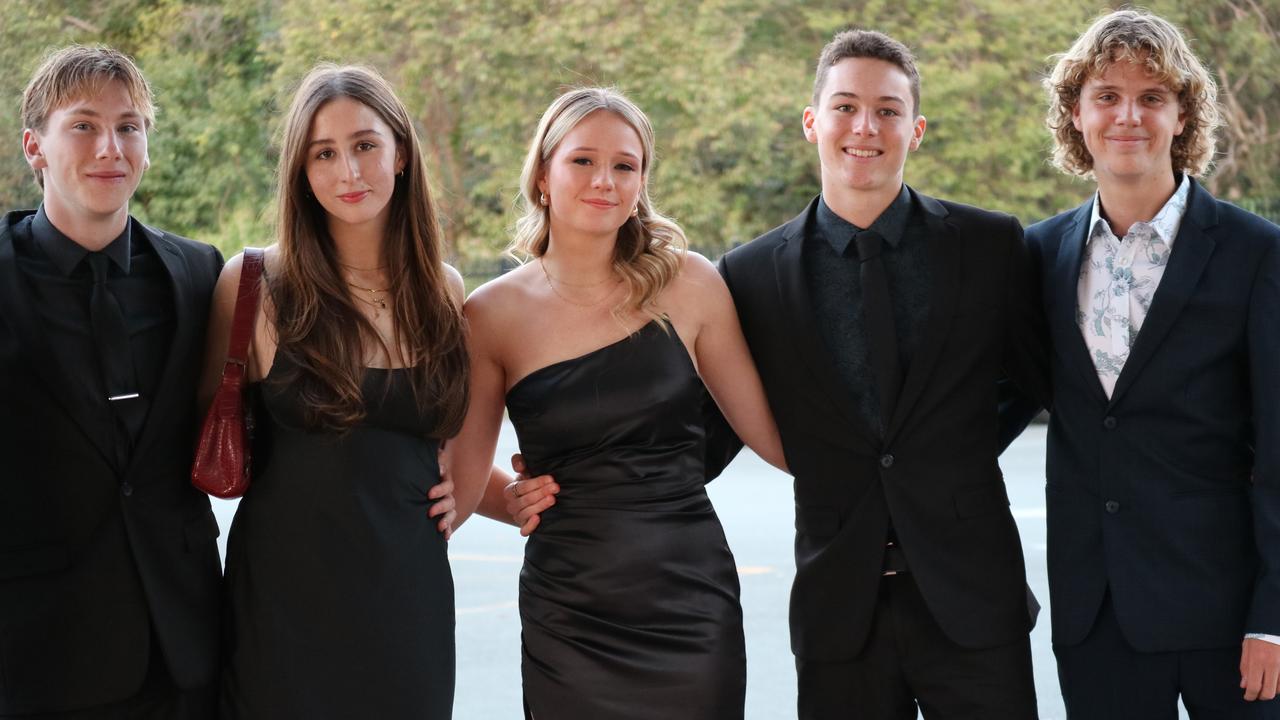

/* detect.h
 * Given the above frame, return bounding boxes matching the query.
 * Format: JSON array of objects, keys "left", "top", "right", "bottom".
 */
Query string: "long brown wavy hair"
[{"left": 271, "top": 64, "right": 468, "bottom": 436}]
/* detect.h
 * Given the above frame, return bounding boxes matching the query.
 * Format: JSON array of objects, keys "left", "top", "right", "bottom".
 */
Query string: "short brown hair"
[
  {"left": 813, "top": 30, "right": 921, "bottom": 116},
  {"left": 1045, "top": 9, "right": 1221, "bottom": 177},
  {"left": 20, "top": 45, "right": 155, "bottom": 188}
]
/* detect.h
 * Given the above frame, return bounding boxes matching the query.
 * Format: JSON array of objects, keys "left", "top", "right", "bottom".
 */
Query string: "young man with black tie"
[
  {"left": 0, "top": 46, "right": 223, "bottom": 718},
  {"left": 715, "top": 29, "right": 1049, "bottom": 719},
  {"left": 1018, "top": 9, "right": 1280, "bottom": 718}
]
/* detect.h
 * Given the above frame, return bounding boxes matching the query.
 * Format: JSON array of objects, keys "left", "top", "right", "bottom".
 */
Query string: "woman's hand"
[
  {"left": 428, "top": 446, "right": 458, "bottom": 539},
  {"left": 504, "top": 454, "right": 560, "bottom": 536}
]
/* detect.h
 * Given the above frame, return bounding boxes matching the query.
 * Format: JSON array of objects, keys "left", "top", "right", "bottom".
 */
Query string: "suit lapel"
[
  {"left": 1108, "top": 181, "right": 1218, "bottom": 407},
  {"left": 884, "top": 194, "right": 958, "bottom": 443},
  {"left": 1052, "top": 201, "right": 1110, "bottom": 404},
  {"left": 126, "top": 223, "right": 196, "bottom": 474},
  {"left": 772, "top": 200, "right": 878, "bottom": 440},
  {"left": 0, "top": 212, "right": 118, "bottom": 466}
]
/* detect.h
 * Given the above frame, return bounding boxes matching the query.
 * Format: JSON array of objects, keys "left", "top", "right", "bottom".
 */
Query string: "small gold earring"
[
  {"left": 539, "top": 192, "right": 548, "bottom": 206},
  {"left": 631, "top": 205, "right": 639, "bottom": 217}
]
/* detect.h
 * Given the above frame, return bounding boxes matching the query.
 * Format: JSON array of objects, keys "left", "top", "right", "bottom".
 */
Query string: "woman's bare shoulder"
[{"left": 464, "top": 262, "right": 539, "bottom": 327}]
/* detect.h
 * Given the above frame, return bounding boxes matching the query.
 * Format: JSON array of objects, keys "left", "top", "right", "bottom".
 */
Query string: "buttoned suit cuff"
[{"left": 1246, "top": 633, "right": 1280, "bottom": 646}]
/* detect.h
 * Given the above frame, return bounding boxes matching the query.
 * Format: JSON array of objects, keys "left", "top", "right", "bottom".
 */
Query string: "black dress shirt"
[
  {"left": 804, "top": 185, "right": 933, "bottom": 436},
  {"left": 13, "top": 206, "right": 175, "bottom": 453}
]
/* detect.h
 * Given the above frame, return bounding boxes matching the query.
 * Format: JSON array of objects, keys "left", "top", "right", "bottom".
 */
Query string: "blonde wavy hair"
[
  {"left": 510, "top": 87, "right": 686, "bottom": 322},
  {"left": 1045, "top": 9, "right": 1221, "bottom": 178}
]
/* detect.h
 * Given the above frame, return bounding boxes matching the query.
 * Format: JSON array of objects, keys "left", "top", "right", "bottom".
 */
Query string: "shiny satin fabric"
[
  {"left": 220, "top": 356, "right": 454, "bottom": 719},
  {"left": 506, "top": 320, "right": 746, "bottom": 720}
]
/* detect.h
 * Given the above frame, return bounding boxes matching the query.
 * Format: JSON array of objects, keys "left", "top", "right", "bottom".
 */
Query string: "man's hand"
[
  {"left": 504, "top": 454, "right": 559, "bottom": 537},
  {"left": 428, "top": 448, "right": 457, "bottom": 540},
  {"left": 1241, "top": 638, "right": 1280, "bottom": 701}
]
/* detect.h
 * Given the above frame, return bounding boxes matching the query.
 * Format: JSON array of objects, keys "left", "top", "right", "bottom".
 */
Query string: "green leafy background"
[{"left": 3, "top": 0, "right": 1277, "bottom": 279}]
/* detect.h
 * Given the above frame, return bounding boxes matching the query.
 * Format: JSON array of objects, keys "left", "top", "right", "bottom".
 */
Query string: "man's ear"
[
  {"left": 908, "top": 115, "right": 927, "bottom": 151},
  {"left": 22, "top": 128, "right": 47, "bottom": 173},
  {"left": 802, "top": 106, "right": 818, "bottom": 145}
]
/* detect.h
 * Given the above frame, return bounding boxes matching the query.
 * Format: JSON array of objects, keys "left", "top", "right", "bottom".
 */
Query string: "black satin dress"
[
  {"left": 506, "top": 320, "right": 746, "bottom": 720},
  {"left": 220, "top": 355, "right": 454, "bottom": 719}
]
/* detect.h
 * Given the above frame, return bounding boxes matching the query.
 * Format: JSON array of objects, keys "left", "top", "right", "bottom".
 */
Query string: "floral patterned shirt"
[{"left": 1076, "top": 175, "right": 1191, "bottom": 397}]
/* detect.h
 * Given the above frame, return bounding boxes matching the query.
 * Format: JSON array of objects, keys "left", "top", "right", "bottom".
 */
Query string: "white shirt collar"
[{"left": 1087, "top": 174, "right": 1192, "bottom": 247}]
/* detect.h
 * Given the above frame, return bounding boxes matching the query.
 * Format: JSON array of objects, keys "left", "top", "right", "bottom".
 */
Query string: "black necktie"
[
  {"left": 87, "top": 253, "right": 147, "bottom": 465},
  {"left": 855, "top": 230, "right": 902, "bottom": 431}
]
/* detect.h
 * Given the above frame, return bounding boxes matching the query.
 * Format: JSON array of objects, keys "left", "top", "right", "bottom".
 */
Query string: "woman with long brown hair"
[
  {"left": 200, "top": 65, "right": 466, "bottom": 719},
  {"left": 450, "top": 87, "right": 787, "bottom": 719}
]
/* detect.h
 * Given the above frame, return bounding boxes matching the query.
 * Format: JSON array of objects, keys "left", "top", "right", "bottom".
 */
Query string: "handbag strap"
[{"left": 226, "top": 248, "right": 265, "bottom": 367}]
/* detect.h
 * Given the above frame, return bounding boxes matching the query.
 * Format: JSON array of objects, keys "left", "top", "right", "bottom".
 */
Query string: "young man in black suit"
[
  {"left": 1019, "top": 9, "right": 1280, "bottom": 718},
  {"left": 0, "top": 46, "right": 224, "bottom": 718},
  {"left": 713, "top": 29, "right": 1048, "bottom": 720}
]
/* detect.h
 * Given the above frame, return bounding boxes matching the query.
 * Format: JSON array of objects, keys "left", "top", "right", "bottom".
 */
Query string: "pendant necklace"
[{"left": 348, "top": 281, "right": 390, "bottom": 319}]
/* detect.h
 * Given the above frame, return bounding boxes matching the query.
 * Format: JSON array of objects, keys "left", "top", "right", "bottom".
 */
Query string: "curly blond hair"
[
  {"left": 510, "top": 87, "right": 686, "bottom": 323},
  {"left": 1044, "top": 9, "right": 1221, "bottom": 177}
]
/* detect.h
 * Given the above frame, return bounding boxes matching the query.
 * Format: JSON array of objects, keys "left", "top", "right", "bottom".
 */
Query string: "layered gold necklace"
[
  {"left": 347, "top": 280, "right": 390, "bottom": 318},
  {"left": 341, "top": 260, "right": 391, "bottom": 317}
]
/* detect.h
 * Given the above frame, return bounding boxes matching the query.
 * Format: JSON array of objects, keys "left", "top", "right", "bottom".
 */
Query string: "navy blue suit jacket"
[{"left": 1023, "top": 179, "right": 1280, "bottom": 651}]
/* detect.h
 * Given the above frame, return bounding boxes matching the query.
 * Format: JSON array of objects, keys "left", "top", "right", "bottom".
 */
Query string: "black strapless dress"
[
  {"left": 220, "top": 355, "right": 454, "bottom": 719},
  {"left": 506, "top": 320, "right": 746, "bottom": 720}
]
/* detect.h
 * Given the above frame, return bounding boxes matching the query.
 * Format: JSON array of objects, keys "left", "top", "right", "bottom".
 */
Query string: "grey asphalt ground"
[{"left": 212, "top": 422, "right": 1191, "bottom": 719}]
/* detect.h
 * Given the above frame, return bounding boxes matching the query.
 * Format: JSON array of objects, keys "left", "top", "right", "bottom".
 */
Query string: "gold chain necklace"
[
  {"left": 539, "top": 258, "right": 617, "bottom": 308},
  {"left": 339, "top": 261, "right": 388, "bottom": 272},
  {"left": 347, "top": 281, "right": 390, "bottom": 319},
  {"left": 538, "top": 259, "right": 617, "bottom": 288}
]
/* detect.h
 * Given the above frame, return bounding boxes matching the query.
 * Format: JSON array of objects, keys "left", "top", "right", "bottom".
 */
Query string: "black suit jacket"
[
  {"left": 0, "top": 210, "right": 224, "bottom": 713},
  {"left": 719, "top": 193, "right": 1048, "bottom": 661},
  {"left": 1023, "top": 179, "right": 1280, "bottom": 651}
]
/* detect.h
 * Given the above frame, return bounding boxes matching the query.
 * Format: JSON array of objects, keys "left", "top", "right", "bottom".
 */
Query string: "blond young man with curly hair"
[{"left": 1011, "top": 9, "right": 1280, "bottom": 718}]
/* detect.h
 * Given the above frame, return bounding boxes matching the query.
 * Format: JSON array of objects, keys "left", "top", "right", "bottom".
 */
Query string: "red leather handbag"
[{"left": 192, "top": 248, "right": 264, "bottom": 499}]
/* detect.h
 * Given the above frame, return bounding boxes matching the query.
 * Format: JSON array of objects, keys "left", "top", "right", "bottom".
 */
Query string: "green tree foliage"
[
  {"left": 1160, "top": 0, "right": 1280, "bottom": 202},
  {"left": 2, "top": 0, "right": 1277, "bottom": 263},
  {"left": 0, "top": 2, "right": 66, "bottom": 212},
  {"left": 127, "top": 0, "right": 278, "bottom": 248}
]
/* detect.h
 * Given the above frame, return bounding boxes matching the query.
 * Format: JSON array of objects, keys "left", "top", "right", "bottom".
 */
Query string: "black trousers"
[
  {"left": 1056, "top": 592, "right": 1280, "bottom": 720},
  {"left": 796, "top": 573, "right": 1038, "bottom": 720},
  {"left": 0, "top": 633, "right": 215, "bottom": 720}
]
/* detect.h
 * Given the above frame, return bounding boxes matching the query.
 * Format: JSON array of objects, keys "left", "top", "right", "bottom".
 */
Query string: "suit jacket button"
[
  {"left": 1105, "top": 500, "right": 1120, "bottom": 514},
  {"left": 121, "top": 483, "right": 134, "bottom": 497},
  {"left": 1103, "top": 416, "right": 1118, "bottom": 430},
  {"left": 880, "top": 454, "right": 895, "bottom": 469}
]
